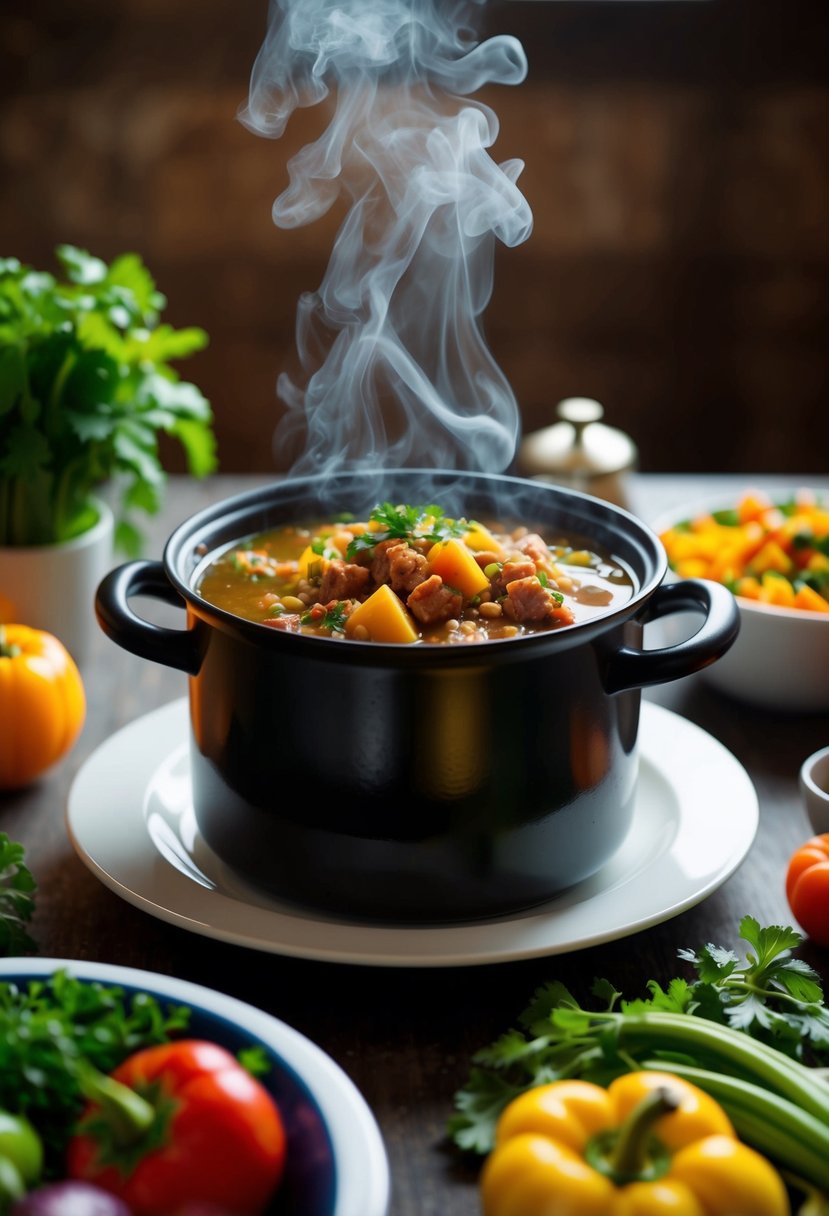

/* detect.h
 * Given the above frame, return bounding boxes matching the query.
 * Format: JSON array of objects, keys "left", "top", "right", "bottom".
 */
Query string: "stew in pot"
[{"left": 195, "top": 501, "right": 635, "bottom": 644}]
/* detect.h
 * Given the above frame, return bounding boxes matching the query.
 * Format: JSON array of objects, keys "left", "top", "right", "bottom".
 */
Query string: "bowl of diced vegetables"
[
  {"left": 0, "top": 958, "right": 390, "bottom": 1216},
  {"left": 652, "top": 486, "right": 829, "bottom": 713}
]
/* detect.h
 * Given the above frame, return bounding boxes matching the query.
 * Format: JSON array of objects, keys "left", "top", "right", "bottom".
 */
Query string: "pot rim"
[{"left": 162, "top": 468, "right": 667, "bottom": 661}]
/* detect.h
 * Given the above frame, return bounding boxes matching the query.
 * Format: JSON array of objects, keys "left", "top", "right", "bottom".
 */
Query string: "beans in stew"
[{"left": 194, "top": 501, "right": 634, "bottom": 644}]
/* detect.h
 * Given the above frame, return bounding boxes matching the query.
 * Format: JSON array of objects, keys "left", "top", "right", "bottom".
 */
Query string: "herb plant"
[{"left": 0, "top": 245, "right": 217, "bottom": 554}]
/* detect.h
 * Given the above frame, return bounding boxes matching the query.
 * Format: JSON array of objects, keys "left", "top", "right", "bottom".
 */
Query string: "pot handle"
[
  {"left": 603, "top": 578, "right": 740, "bottom": 694},
  {"left": 95, "top": 560, "right": 203, "bottom": 676}
]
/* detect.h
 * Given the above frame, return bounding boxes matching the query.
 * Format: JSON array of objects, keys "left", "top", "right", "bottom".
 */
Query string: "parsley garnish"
[
  {"left": 0, "top": 833, "right": 37, "bottom": 955},
  {"left": 346, "top": 502, "right": 465, "bottom": 560},
  {"left": 301, "top": 601, "right": 350, "bottom": 633}
]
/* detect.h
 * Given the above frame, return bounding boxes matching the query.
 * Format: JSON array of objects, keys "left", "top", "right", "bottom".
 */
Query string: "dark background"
[{"left": 2, "top": 0, "right": 827, "bottom": 476}]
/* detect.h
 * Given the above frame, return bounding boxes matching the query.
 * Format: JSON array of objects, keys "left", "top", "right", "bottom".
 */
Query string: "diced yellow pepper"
[
  {"left": 734, "top": 576, "right": 762, "bottom": 600},
  {"left": 759, "top": 572, "right": 796, "bottom": 607},
  {"left": 427, "top": 538, "right": 490, "bottom": 598},
  {"left": 748, "top": 540, "right": 793, "bottom": 577},
  {"left": 344, "top": 584, "right": 419, "bottom": 643}
]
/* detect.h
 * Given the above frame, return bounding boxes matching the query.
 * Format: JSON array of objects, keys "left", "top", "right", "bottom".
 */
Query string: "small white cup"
[{"left": 800, "top": 746, "right": 829, "bottom": 836}]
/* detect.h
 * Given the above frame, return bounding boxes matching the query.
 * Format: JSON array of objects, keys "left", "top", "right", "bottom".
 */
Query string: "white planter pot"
[{"left": 0, "top": 498, "right": 115, "bottom": 668}]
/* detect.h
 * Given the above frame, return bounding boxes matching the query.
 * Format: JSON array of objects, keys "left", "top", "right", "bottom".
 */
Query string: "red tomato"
[
  {"left": 786, "top": 834, "right": 829, "bottom": 948},
  {"left": 66, "top": 1040, "right": 287, "bottom": 1216}
]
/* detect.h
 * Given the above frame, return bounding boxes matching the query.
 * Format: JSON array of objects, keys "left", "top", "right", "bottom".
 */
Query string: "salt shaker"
[{"left": 517, "top": 397, "right": 638, "bottom": 509}]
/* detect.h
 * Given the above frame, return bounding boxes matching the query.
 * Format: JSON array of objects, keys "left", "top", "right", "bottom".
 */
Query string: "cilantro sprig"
[
  {"left": 0, "top": 832, "right": 37, "bottom": 955},
  {"left": 345, "top": 502, "right": 466, "bottom": 560},
  {"left": 0, "top": 246, "right": 217, "bottom": 553}
]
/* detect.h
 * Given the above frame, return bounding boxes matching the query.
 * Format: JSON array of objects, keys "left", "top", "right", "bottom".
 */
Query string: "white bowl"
[
  {"left": 800, "top": 745, "right": 829, "bottom": 835},
  {"left": 0, "top": 958, "right": 390, "bottom": 1216},
  {"left": 650, "top": 490, "right": 829, "bottom": 714}
]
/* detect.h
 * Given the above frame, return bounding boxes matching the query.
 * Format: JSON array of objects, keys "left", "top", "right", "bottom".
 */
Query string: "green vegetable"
[
  {"left": 301, "top": 601, "right": 350, "bottom": 632},
  {"left": 0, "top": 835, "right": 36, "bottom": 956},
  {"left": 0, "top": 1110, "right": 43, "bottom": 1210},
  {"left": 0, "top": 246, "right": 217, "bottom": 553},
  {"left": 448, "top": 916, "right": 829, "bottom": 1195},
  {"left": 345, "top": 501, "right": 466, "bottom": 559},
  {"left": 0, "top": 970, "right": 190, "bottom": 1175}
]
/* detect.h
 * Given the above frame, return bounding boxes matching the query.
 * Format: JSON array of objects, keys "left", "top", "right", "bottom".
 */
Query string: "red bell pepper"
[{"left": 65, "top": 1039, "right": 286, "bottom": 1216}]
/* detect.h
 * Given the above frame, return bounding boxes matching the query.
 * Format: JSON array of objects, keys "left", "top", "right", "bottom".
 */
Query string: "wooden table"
[{"left": 3, "top": 472, "right": 829, "bottom": 1216}]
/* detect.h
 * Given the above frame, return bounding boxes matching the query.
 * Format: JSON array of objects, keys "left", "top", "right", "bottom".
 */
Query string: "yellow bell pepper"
[
  {"left": 0, "top": 624, "right": 86, "bottom": 789},
  {"left": 480, "top": 1071, "right": 790, "bottom": 1216}
]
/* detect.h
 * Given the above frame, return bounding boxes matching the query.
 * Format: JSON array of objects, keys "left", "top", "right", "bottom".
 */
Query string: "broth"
[{"left": 195, "top": 501, "right": 634, "bottom": 644}]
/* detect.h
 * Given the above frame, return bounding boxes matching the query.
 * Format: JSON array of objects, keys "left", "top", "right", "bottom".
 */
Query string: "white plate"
[
  {"left": 0, "top": 957, "right": 390, "bottom": 1216},
  {"left": 67, "top": 699, "right": 758, "bottom": 968}
]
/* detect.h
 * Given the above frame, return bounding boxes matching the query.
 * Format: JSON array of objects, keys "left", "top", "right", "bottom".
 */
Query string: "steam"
[{"left": 239, "top": 0, "right": 532, "bottom": 477}]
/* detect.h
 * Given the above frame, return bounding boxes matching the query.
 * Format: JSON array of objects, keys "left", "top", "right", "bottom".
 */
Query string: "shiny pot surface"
[{"left": 96, "top": 470, "right": 739, "bottom": 923}]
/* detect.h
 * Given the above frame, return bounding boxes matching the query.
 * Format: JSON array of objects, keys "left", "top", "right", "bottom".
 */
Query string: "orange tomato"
[
  {"left": 786, "top": 835, "right": 829, "bottom": 947},
  {"left": 0, "top": 624, "right": 86, "bottom": 789}
]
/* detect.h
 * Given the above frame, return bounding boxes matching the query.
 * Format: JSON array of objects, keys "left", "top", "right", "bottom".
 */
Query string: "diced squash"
[
  {"left": 344, "top": 584, "right": 419, "bottom": 643},
  {"left": 793, "top": 584, "right": 829, "bottom": 613},
  {"left": 462, "top": 522, "right": 506, "bottom": 558},
  {"left": 427, "top": 538, "right": 490, "bottom": 598},
  {"left": 734, "top": 576, "right": 762, "bottom": 600},
  {"left": 297, "top": 545, "right": 329, "bottom": 579},
  {"left": 759, "top": 571, "right": 796, "bottom": 607},
  {"left": 748, "top": 540, "right": 793, "bottom": 577}
]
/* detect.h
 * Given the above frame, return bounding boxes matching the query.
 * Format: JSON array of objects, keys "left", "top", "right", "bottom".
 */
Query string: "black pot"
[{"left": 95, "top": 469, "right": 739, "bottom": 923}]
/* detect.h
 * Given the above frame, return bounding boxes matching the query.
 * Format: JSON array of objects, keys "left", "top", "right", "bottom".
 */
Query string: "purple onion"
[{"left": 11, "top": 1181, "right": 133, "bottom": 1216}]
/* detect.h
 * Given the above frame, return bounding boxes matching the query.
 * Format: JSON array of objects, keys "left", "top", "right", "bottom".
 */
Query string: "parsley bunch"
[{"left": 0, "top": 245, "right": 217, "bottom": 553}]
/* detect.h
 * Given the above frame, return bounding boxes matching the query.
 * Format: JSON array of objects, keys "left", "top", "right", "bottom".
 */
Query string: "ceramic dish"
[
  {"left": 650, "top": 487, "right": 829, "bottom": 713},
  {"left": 800, "top": 745, "right": 829, "bottom": 835},
  {"left": 0, "top": 958, "right": 390, "bottom": 1216},
  {"left": 67, "top": 699, "right": 759, "bottom": 967}
]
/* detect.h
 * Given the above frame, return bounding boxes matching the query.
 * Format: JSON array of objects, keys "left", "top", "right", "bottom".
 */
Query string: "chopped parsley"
[
  {"left": 301, "top": 601, "right": 350, "bottom": 633},
  {"left": 346, "top": 502, "right": 466, "bottom": 560}
]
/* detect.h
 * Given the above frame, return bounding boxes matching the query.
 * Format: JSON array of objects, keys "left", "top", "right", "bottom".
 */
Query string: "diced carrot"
[
  {"left": 737, "top": 491, "right": 774, "bottom": 524},
  {"left": 759, "top": 572, "right": 796, "bottom": 607},
  {"left": 793, "top": 585, "right": 829, "bottom": 613}
]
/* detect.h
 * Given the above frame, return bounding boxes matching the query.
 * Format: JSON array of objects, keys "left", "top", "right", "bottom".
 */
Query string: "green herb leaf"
[
  {"left": 345, "top": 502, "right": 465, "bottom": 560},
  {"left": 0, "top": 246, "right": 216, "bottom": 548},
  {"left": 0, "top": 969, "right": 190, "bottom": 1174},
  {"left": 0, "top": 833, "right": 37, "bottom": 956}
]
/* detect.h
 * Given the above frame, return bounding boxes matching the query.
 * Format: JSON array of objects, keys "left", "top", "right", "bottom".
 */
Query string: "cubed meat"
[
  {"left": 262, "top": 613, "right": 303, "bottom": 632},
  {"left": 503, "top": 576, "right": 560, "bottom": 622},
  {"left": 513, "top": 532, "right": 552, "bottom": 564},
  {"left": 492, "top": 560, "right": 536, "bottom": 596},
  {"left": 385, "top": 542, "right": 428, "bottom": 594},
  {"left": 319, "top": 559, "right": 371, "bottom": 602},
  {"left": 407, "top": 575, "right": 463, "bottom": 626}
]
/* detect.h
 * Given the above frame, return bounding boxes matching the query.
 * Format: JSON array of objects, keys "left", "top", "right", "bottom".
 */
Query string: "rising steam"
[{"left": 239, "top": 0, "right": 532, "bottom": 476}]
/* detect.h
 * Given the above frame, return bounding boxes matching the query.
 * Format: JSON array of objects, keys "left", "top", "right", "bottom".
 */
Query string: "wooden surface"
[{"left": 2, "top": 471, "right": 829, "bottom": 1216}]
